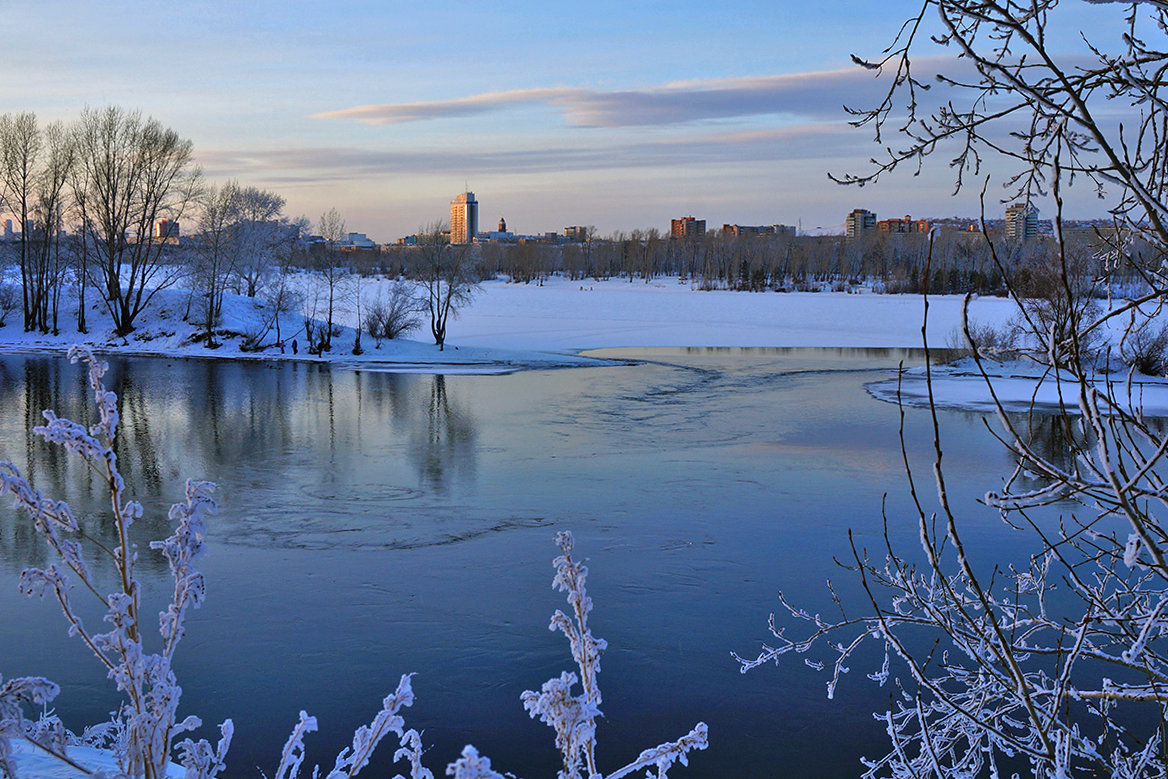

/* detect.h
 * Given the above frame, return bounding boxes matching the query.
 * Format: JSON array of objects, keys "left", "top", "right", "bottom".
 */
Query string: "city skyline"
[{"left": 1, "top": 1, "right": 1134, "bottom": 242}]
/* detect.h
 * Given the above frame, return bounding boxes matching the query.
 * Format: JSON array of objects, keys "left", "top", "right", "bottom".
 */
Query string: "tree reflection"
[{"left": 409, "top": 374, "right": 477, "bottom": 493}]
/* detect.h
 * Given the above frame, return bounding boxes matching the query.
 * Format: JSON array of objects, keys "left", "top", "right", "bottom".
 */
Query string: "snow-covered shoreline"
[
  {"left": 11, "top": 275, "right": 1168, "bottom": 415},
  {"left": 0, "top": 275, "right": 1020, "bottom": 373}
]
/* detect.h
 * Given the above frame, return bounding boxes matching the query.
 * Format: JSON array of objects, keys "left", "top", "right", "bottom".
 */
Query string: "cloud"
[
  {"left": 198, "top": 123, "right": 868, "bottom": 183},
  {"left": 312, "top": 69, "right": 889, "bottom": 128}
]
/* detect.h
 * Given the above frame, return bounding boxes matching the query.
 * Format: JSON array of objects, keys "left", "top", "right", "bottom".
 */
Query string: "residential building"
[
  {"left": 721, "top": 224, "right": 797, "bottom": 237},
  {"left": 1005, "top": 202, "right": 1038, "bottom": 242},
  {"left": 845, "top": 209, "right": 876, "bottom": 238},
  {"left": 876, "top": 215, "right": 929, "bottom": 234},
  {"left": 450, "top": 192, "right": 478, "bottom": 244},
  {"left": 563, "top": 226, "right": 589, "bottom": 242},
  {"left": 670, "top": 216, "right": 706, "bottom": 239},
  {"left": 154, "top": 219, "right": 180, "bottom": 243}
]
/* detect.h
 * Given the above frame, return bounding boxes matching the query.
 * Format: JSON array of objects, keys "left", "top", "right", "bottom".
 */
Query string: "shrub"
[
  {"left": 364, "top": 282, "right": 423, "bottom": 348},
  {"left": 945, "top": 318, "right": 1016, "bottom": 360},
  {"left": 0, "top": 283, "right": 16, "bottom": 327},
  {"left": 1119, "top": 320, "right": 1168, "bottom": 376}
]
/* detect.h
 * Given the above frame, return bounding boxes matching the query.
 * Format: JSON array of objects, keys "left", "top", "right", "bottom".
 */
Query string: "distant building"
[
  {"left": 479, "top": 216, "right": 515, "bottom": 242},
  {"left": 3, "top": 220, "right": 11, "bottom": 239},
  {"left": 155, "top": 219, "right": 180, "bottom": 243},
  {"left": 450, "top": 192, "right": 479, "bottom": 244},
  {"left": 563, "top": 226, "right": 589, "bottom": 242},
  {"left": 721, "top": 224, "right": 797, "bottom": 238},
  {"left": 845, "top": 209, "right": 876, "bottom": 239},
  {"left": 344, "top": 232, "right": 376, "bottom": 248},
  {"left": 670, "top": 216, "right": 706, "bottom": 239},
  {"left": 1005, "top": 202, "right": 1038, "bottom": 242},
  {"left": 876, "top": 215, "right": 929, "bottom": 234}
]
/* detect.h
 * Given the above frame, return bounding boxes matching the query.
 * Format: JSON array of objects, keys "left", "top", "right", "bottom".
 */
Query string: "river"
[{"left": 0, "top": 348, "right": 1051, "bottom": 777}]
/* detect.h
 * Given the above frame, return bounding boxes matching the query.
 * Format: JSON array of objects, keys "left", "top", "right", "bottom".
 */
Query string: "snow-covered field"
[{"left": 453, "top": 277, "right": 1018, "bottom": 350}]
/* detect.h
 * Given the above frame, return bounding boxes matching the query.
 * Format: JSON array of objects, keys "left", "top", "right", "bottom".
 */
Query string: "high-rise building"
[
  {"left": 845, "top": 209, "right": 876, "bottom": 239},
  {"left": 563, "top": 226, "right": 589, "bottom": 242},
  {"left": 1004, "top": 202, "right": 1038, "bottom": 242},
  {"left": 450, "top": 192, "right": 479, "bottom": 244},
  {"left": 670, "top": 216, "right": 706, "bottom": 239}
]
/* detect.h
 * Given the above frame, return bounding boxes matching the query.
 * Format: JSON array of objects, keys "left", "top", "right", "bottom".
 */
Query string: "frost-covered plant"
[
  {"left": 522, "top": 532, "right": 708, "bottom": 779},
  {"left": 0, "top": 346, "right": 228, "bottom": 779},
  {"left": 278, "top": 533, "right": 707, "bottom": 779},
  {"left": 0, "top": 351, "right": 706, "bottom": 779}
]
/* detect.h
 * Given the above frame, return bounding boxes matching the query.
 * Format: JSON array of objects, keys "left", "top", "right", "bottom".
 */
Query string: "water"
[{"left": 0, "top": 348, "right": 1045, "bottom": 777}]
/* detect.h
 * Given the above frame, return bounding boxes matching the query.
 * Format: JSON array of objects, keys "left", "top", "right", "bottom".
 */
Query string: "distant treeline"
[{"left": 366, "top": 228, "right": 1153, "bottom": 297}]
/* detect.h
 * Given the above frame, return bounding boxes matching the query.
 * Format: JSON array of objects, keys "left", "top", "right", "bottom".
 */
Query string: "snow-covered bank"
[
  {"left": 866, "top": 358, "right": 1168, "bottom": 416},
  {"left": 0, "top": 275, "right": 1019, "bottom": 373}
]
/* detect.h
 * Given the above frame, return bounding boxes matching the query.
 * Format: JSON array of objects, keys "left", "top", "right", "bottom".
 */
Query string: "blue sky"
[{"left": 2, "top": 0, "right": 1130, "bottom": 241}]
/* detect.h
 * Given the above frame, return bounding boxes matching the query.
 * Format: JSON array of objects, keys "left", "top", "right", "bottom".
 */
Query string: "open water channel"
[{"left": 0, "top": 348, "right": 1060, "bottom": 777}]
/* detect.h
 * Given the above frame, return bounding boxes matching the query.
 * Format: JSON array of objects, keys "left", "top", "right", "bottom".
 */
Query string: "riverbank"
[{"left": 0, "top": 275, "right": 1018, "bottom": 372}]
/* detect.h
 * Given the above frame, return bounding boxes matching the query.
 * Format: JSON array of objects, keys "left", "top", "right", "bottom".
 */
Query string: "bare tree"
[
  {"left": 413, "top": 221, "right": 478, "bottom": 351},
  {"left": 191, "top": 181, "right": 241, "bottom": 348},
  {"left": 72, "top": 106, "right": 200, "bottom": 336},
  {"left": 229, "top": 186, "right": 286, "bottom": 297},
  {"left": 738, "top": 3, "right": 1168, "bottom": 777},
  {"left": 257, "top": 269, "right": 301, "bottom": 348},
  {"left": 311, "top": 207, "right": 348, "bottom": 352},
  {"left": 0, "top": 112, "right": 41, "bottom": 331},
  {"left": 34, "top": 121, "right": 76, "bottom": 335}
]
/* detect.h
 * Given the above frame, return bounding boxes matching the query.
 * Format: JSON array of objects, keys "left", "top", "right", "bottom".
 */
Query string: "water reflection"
[
  {"left": 409, "top": 375, "right": 477, "bottom": 493},
  {"left": 0, "top": 358, "right": 488, "bottom": 553}
]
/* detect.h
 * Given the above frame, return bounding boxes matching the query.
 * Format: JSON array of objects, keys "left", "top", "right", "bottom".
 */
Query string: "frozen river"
[{"left": 0, "top": 348, "right": 1049, "bottom": 777}]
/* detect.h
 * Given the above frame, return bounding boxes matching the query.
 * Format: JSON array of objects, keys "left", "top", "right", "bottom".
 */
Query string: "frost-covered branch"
[{"left": 522, "top": 531, "right": 707, "bottom": 779}]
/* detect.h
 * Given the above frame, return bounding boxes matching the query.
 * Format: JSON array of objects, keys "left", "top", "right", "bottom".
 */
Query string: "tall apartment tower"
[
  {"left": 670, "top": 216, "right": 706, "bottom": 239},
  {"left": 450, "top": 192, "right": 479, "bottom": 244},
  {"left": 1004, "top": 202, "right": 1038, "bottom": 242},
  {"left": 845, "top": 209, "right": 876, "bottom": 239}
]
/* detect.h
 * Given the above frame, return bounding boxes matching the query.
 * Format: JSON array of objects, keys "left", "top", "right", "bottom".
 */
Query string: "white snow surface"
[
  {"left": 452, "top": 278, "right": 1018, "bottom": 351},
  {"left": 7, "top": 739, "right": 183, "bottom": 779},
  {"left": 867, "top": 358, "right": 1168, "bottom": 416},
  {"left": 0, "top": 275, "right": 1018, "bottom": 372}
]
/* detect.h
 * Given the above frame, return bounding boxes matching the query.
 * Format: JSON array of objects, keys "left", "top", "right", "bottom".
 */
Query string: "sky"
[{"left": 0, "top": 0, "right": 1138, "bottom": 242}]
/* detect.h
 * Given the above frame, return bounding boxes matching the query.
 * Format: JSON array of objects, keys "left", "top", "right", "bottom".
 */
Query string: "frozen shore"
[{"left": 0, "top": 275, "right": 1018, "bottom": 373}]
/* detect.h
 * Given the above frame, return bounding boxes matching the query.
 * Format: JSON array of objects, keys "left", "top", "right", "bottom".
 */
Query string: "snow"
[
  {"left": 6, "top": 739, "right": 184, "bottom": 779},
  {"left": 866, "top": 358, "right": 1168, "bottom": 416},
  {"left": 452, "top": 277, "right": 1018, "bottom": 350},
  {"left": 0, "top": 274, "right": 1019, "bottom": 373}
]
